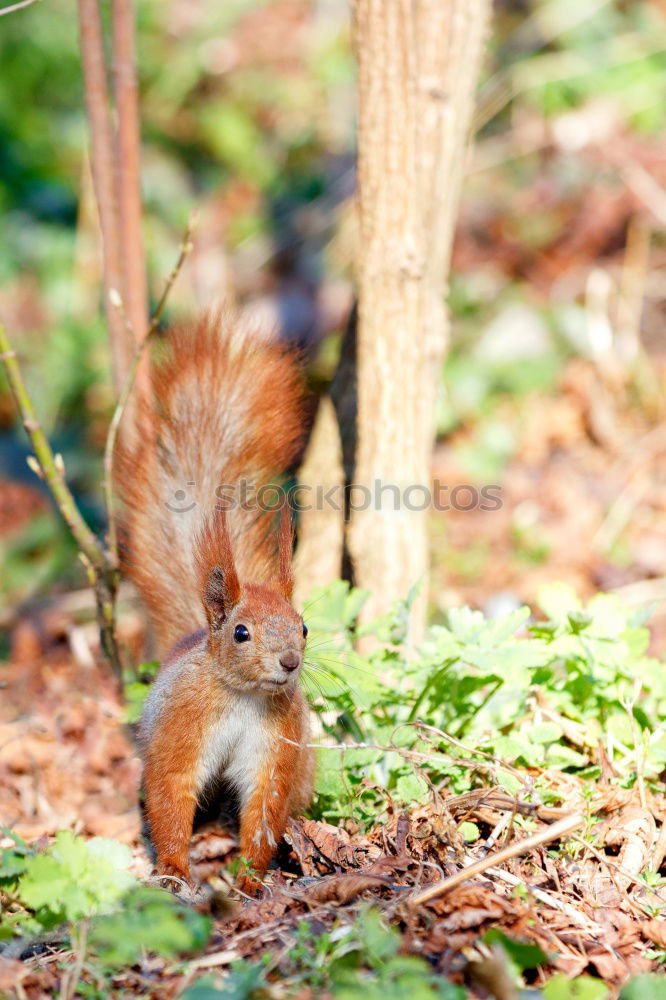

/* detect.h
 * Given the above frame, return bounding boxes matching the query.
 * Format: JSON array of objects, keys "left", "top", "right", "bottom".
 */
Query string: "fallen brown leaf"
[
  {"left": 641, "top": 919, "right": 666, "bottom": 949},
  {"left": 300, "top": 872, "right": 390, "bottom": 904},
  {"left": 0, "top": 957, "right": 27, "bottom": 991}
]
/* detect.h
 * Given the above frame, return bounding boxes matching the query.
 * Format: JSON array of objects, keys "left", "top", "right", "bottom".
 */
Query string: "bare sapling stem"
[
  {"left": 112, "top": 0, "right": 148, "bottom": 350},
  {"left": 103, "top": 215, "right": 195, "bottom": 563},
  {"left": 0, "top": 325, "right": 123, "bottom": 682},
  {"left": 0, "top": 221, "right": 192, "bottom": 681},
  {"left": 78, "top": 0, "right": 129, "bottom": 390}
]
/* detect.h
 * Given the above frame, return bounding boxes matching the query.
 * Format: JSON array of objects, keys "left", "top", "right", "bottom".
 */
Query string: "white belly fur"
[{"left": 195, "top": 695, "right": 270, "bottom": 809}]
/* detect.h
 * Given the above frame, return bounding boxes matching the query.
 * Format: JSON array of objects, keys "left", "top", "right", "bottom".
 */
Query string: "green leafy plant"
[
  {"left": 326, "top": 908, "right": 465, "bottom": 1000},
  {"left": 620, "top": 974, "right": 666, "bottom": 1000},
  {"left": 0, "top": 829, "right": 210, "bottom": 982},
  {"left": 544, "top": 974, "right": 610, "bottom": 1000},
  {"left": 1, "top": 831, "right": 134, "bottom": 937},
  {"left": 304, "top": 581, "right": 666, "bottom": 825},
  {"left": 185, "top": 909, "right": 465, "bottom": 1000},
  {"left": 90, "top": 887, "right": 210, "bottom": 967},
  {"left": 183, "top": 960, "right": 271, "bottom": 1000},
  {"left": 123, "top": 659, "right": 160, "bottom": 724}
]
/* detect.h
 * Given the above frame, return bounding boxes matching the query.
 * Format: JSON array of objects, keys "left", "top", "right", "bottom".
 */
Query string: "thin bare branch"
[
  {"left": 477, "top": 859, "right": 606, "bottom": 934},
  {"left": 0, "top": 324, "right": 123, "bottom": 682},
  {"left": 103, "top": 215, "right": 196, "bottom": 563},
  {"left": 0, "top": 327, "right": 105, "bottom": 569},
  {"left": 410, "top": 812, "right": 583, "bottom": 906},
  {"left": 78, "top": 0, "right": 130, "bottom": 390},
  {"left": 571, "top": 834, "right": 666, "bottom": 909},
  {"left": 0, "top": 0, "right": 41, "bottom": 15},
  {"left": 147, "top": 213, "right": 197, "bottom": 341},
  {"left": 60, "top": 919, "right": 89, "bottom": 1000}
]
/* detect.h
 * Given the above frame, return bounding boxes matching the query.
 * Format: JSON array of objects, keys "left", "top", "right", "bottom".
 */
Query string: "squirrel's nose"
[{"left": 280, "top": 651, "right": 300, "bottom": 673}]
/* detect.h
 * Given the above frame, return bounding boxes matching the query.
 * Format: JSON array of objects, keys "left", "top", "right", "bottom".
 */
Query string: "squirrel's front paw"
[
  {"left": 155, "top": 861, "right": 197, "bottom": 894},
  {"left": 235, "top": 873, "right": 264, "bottom": 898}
]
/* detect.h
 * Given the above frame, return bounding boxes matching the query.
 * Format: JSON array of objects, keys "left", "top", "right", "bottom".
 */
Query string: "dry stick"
[
  {"left": 283, "top": 734, "right": 539, "bottom": 798},
  {"left": 186, "top": 950, "right": 240, "bottom": 973},
  {"left": 410, "top": 812, "right": 584, "bottom": 907},
  {"left": 570, "top": 834, "right": 666, "bottom": 908},
  {"left": 112, "top": 0, "right": 148, "bottom": 349},
  {"left": 60, "top": 919, "right": 89, "bottom": 1000},
  {"left": 482, "top": 863, "right": 606, "bottom": 935},
  {"left": 103, "top": 216, "right": 195, "bottom": 563},
  {"left": 0, "top": 220, "right": 193, "bottom": 676},
  {"left": 0, "top": 327, "right": 122, "bottom": 680},
  {"left": 78, "top": 0, "right": 129, "bottom": 391},
  {"left": 414, "top": 721, "right": 525, "bottom": 778},
  {"left": 651, "top": 820, "right": 666, "bottom": 872},
  {"left": 0, "top": 332, "right": 102, "bottom": 569},
  {"left": 623, "top": 681, "right": 647, "bottom": 811}
]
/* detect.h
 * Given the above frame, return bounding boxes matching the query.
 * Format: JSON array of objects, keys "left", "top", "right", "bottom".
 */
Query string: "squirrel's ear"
[
  {"left": 277, "top": 504, "right": 294, "bottom": 601},
  {"left": 203, "top": 566, "right": 241, "bottom": 630},
  {"left": 197, "top": 508, "right": 241, "bottom": 629}
]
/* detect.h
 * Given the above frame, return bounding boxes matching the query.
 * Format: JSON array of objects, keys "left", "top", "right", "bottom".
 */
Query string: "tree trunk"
[
  {"left": 350, "top": 0, "right": 491, "bottom": 640},
  {"left": 292, "top": 396, "right": 345, "bottom": 612}
]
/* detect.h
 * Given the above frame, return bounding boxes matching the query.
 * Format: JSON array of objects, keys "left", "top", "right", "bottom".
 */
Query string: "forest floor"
[
  {"left": 1, "top": 622, "right": 665, "bottom": 999},
  {"left": 2, "top": 0, "right": 666, "bottom": 995},
  {"left": 431, "top": 356, "right": 666, "bottom": 656},
  {"left": 2, "top": 353, "right": 666, "bottom": 999}
]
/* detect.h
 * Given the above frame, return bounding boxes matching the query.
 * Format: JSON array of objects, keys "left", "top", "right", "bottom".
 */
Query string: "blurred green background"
[{"left": 1, "top": 0, "right": 666, "bottom": 640}]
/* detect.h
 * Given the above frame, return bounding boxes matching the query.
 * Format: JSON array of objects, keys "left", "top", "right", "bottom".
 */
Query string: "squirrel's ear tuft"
[
  {"left": 277, "top": 504, "right": 294, "bottom": 601},
  {"left": 197, "top": 508, "right": 241, "bottom": 629},
  {"left": 203, "top": 565, "right": 240, "bottom": 629}
]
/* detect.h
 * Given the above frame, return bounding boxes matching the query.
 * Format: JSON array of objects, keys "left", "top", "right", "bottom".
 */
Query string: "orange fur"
[
  {"left": 237, "top": 692, "right": 308, "bottom": 889},
  {"left": 116, "top": 312, "right": 304, "bottom": 657},
  {"left": 277, "top": 505, "right": 294, "bottom": 601},
  {"left": 117, "top": 312, "right": 314, "bottom": 890}
]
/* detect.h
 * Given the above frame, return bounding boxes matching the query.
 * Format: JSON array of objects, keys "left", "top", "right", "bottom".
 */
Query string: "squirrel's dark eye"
[
  {"left": 302, "top": 623, "right": 308, "bottom": 639},
  {"left": 234, "top": 624, "right": 251, "bottom": 643}
]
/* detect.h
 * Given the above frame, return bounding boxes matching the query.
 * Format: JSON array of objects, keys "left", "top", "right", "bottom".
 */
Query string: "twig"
[
  {"left": 78, "top": 0, "right": 129, "bottom": 391},
  {"left": 283, "top": 719, "right": 526, "bottom": 781},
  {"left": 185, "top": 950, "right": 240, "bottom": 972},
  {"left": 651, "top": 821, "right": 666, "bottom": 872},
  {"left": 0, "top": 324, "right": 123, "bottom": 681},
  {"left": 0, "top": 580, "right": 136, "bottom": 629},
  {"left": 479, "top": 861, "right": 606, "bottom": 934},
  {"left": 409, "top": 813, "right": 583, "bottom": 906},
  {"left": 414, "top": 722, "right": 525, "bottom": 778},
  {"left": 59, "top": 918, "right": 88, "bottom": 1000},
  {"left": 622, "top": 680, "right": 647, "bottom": 811},
  {"left": 0, "top": 215, "right": 193, "bottom": 674},
  {"left": 0, "top": 327, "right": 103, "bottom": 569},
  {"left": 612, "top": 575, "right": 666, "bottom": 607},
  {"left": 480, "top": 813, "right": 512, "bottom": 856},
  {"left": 618, "top": 157, "right": 666, "bottom": 228},
  {"left": 103, "top": 215, "right": 195, "bottom": 562},
  {"left": 174, "top": 950, "right": 241, "bottom": 998},
  {"left": 112, "top": 0, "right": 148, "bottom": 349},
  {"left": 443, "top": 787, "right": 567, "bottom": 823},
  {"left": 280, "top": 735, "right": 506, "bottom": 778},
  {"left": 616, "top": 215, "right": 650, "bottom": 365},
  {"left": 0, "top": 0, "right": 40, "bottom": 14},
  {"left": 571, "top": 834, "right": 666, "bottom": 909},
  {"left": 147, "top": 214, "right": 197, "bottom": 341}
]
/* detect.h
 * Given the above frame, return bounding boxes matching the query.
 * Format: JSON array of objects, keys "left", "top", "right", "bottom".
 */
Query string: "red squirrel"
[{"left": 116, "top": 314, "right": 314, "bottom": 892}]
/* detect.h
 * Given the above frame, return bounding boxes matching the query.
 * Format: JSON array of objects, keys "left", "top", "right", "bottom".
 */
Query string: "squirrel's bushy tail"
[{"left": 116, "top": 313, "right": 304, "bottom": 658}]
